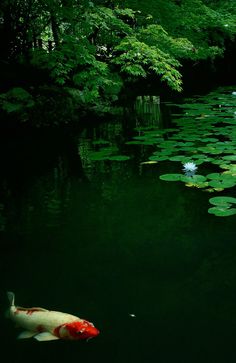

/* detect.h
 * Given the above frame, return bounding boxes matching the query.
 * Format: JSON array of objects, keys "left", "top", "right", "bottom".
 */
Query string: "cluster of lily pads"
[
  {"left": 208, "top": 196, "right": 236, "bottom": 217},
  {"left": 159, "top": 166, "right": 236, "bottom": 216},
  {"left": 84, "top": 87, "right": 236, "bottom": 216},
  {"left": 125, "top": 87, "right": 236, "bottom": 217}
]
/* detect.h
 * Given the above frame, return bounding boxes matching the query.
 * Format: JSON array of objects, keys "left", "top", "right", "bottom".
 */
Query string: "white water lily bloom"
[{"left": 183, "top": 162, "right": 198, "bottom": 173}]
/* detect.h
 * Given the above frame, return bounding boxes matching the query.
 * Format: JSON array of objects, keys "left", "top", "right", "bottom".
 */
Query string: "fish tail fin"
[{"left": 7, "top": 291, "right": 15, "bottom": 307}]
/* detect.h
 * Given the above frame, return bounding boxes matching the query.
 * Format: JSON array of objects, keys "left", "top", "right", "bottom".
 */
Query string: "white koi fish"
[{"left": 6, "top": 292, "right": 100, "bottom": 342}]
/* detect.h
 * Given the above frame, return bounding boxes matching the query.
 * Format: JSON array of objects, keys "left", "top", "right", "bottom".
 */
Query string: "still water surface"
[{"left": 1, "top": 87, "right": 236, "bottom": 362}]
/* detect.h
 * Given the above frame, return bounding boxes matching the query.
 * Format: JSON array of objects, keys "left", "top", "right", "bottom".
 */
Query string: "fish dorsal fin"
[
  {"left": 17, "top": 306, "right": 48, "bottom": 312},
  {"left": 30, "top": 307, "right": 49, "bottom": 312},
  {"left": 34, "top": 332, "right": 60, "bottom": 341}
]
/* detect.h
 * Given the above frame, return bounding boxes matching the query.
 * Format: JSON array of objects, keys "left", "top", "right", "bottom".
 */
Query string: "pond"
[{"left": 1, "top": 86, "right": 236, "bottom": 363}]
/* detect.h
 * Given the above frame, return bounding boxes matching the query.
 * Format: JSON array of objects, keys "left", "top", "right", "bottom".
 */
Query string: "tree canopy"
[{"left": 0, "top": 0, "right": 236, "bottom": 121}]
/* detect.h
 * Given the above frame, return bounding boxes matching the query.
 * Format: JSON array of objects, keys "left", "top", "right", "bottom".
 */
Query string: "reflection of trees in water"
[
  {"left": 78, "top": 120, "right": 124, "bottom": 179},
  {"left": 0, "top": 131, "right": 86, "bottom": 233},
  {"left": 134, "top": 95, "right": 162, "bottom": 128},
  {"left": 78, "top": 98, "right": 167, "bottom": 181},
  {"left": 78, "top": 137, "right": 93, "bottom": 180},
  {"left": 0, "top": 203, "right": 6, "bottom": 231}
]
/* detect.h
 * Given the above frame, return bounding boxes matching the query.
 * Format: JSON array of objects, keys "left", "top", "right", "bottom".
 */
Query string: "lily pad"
[
  {"left": 219, "top": 164, "right": 236, "bottom": 171},
  {"left": 208, "top": 207, "right": 236, "bottom": 217},
  {"left": 108, "top": 155, "right": 131, "bottom": 161},
  {"left": 159, "top": 174, "right": 182, "bottom": 181},
  {"left": 169, "top": 155, "right": 189, "bottom": 162},
  {"left": 185, "top": 181, "right": 209, "bottom": 189},
  {"left": 209, "top": 196, "right": 236, "bottom": 206},
  {"left": 208, "top": 180, "right": 236, "bottom": 188},
  {"left": 206, "top": 173, "right": 223, "bottom": 180},
  {"left": 222, "top": 155, "right": 236, "bottom": 161},
  {"left": 181, "top": 175, "right": 207, "bottom": 183},
  {"left": 89, "top": 151, "right": 111, "bottom": 161}
]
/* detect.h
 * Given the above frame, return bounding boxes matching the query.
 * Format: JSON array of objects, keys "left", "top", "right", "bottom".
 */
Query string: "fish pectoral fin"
[
  {"left": 18, "top": 331, "right": 37, "bottom": 339},
  {"left": 34, "top": 332, "right": 60, "bottom": 342}
]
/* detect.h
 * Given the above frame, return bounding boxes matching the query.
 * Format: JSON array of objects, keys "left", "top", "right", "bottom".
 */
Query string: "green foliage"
[
  {"left": 112, "top": 36, "right": 182, "bottom": 91},
  {"left": 0, "top": 87, "right": 35, "bottom": 117},
  {"left": 119, "top": 0, "right": 236, "bottom": 60},
  {"left": 1, "top": 0, "right": 236, "bottom": 118},
  {"left": 27, "top": 0, "right": 186, "bottom": 108}
]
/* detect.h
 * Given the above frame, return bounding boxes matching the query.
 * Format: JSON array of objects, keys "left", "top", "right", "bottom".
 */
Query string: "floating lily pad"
[
  {"left": 185, "top": 181, "right": 209, "bottom": 189},
  {"left": 144, "top": 131, "right": 164, "bottom": 137},
  {"left": 211, "top": 159, "right": 226, "bottom": 165},
  {"left": 191, "top": 154, "right": 207, "bottom": 159},
  {"left": 175, "top": 142, "right": 195, "bottom": 146},
  {"left": 208, "top": 180, "right": 236, "bottom": 188},
  {"left": 133, "top": 135, "right": 159, "bottom": 142},
  {"left": 219, "top": 164, "right": 236, "bottom": 171},
  {"left": 108, "top": 155, "right": 131, "bottom": 161},
  {"left": 89, "top": 151, "right": 111, "bottom": 161},
  {"left": 209, "top": 196, "right": 236, "bottom": 206},
  {"left": 169, "top": 155, "right": 189, "bottom": 161},
  {"left": 159, "top": 141, "right": 177, "bottom": 147},
  {"left": 202, "top": 137, "right": 219, "bottom": 142},
  {"left": 154, "top": 149, "right": 176, "bottom": 156},
  {"left": 143, "top": 140, "right": 161, "bottom": 145},
  {"left": 159, "top": 174, "right": 182, "bottom": 181},
  {"left": 206, "top": 173, "right": 236, "bottom": 183},
  {"left": 181, "top": 174, "right": 207, "bottom": 183},
  {"left": 208, "top": 207, "right": 236, "bottom": 217},
  {"left": 194, "top": 160, "right": 205, "bottom": 165},
  {"left": 89, "top": 145, "right": 126, "bottom": 161},
  {"left": 149, "top": 155, "right": 169, "bottom": 161},
  {"left": 222, "top": 155, "right": 236, "bottom": 161},
  {"left": 206, "top": 173, "right": 223, "bottom": 180}
]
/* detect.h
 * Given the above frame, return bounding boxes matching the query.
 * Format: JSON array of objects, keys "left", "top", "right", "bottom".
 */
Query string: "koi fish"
[{"left": 6, "top": 292, "right": 100, "bottom": 342}]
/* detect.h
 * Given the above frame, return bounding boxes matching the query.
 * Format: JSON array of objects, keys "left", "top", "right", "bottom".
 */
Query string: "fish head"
[{"left": 63, "top": 320, "right": 100, "bottom": 340}]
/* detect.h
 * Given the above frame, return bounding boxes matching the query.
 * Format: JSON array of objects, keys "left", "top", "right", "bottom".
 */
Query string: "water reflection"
[
  {"left": 0, "top": 203, "right": 6, "bottom": 231},
  {"left": 134, "top": 95, "right": 161, "bottom": 127}
]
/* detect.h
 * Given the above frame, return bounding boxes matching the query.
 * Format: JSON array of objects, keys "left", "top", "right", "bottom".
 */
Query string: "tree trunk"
[{"left": 51, "top": 13, "right": 60, "bottom": 48}]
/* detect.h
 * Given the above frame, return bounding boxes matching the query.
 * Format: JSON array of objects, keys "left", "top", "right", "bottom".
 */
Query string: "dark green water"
[{"left": 1, "top": 88, "right": 236, "bottom": 362}]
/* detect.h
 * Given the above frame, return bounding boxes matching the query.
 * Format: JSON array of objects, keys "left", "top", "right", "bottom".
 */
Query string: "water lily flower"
[{"left": 183, "top": 162, "right": 198, "bottom": 176}]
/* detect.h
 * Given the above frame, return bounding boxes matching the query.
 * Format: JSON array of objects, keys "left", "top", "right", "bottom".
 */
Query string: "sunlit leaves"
[
  {"left": 112, "top": 36, "right": 182, "bottom": 91},
  {"left": 119, "top": 0, "right": 236, "bottom": 61}
]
